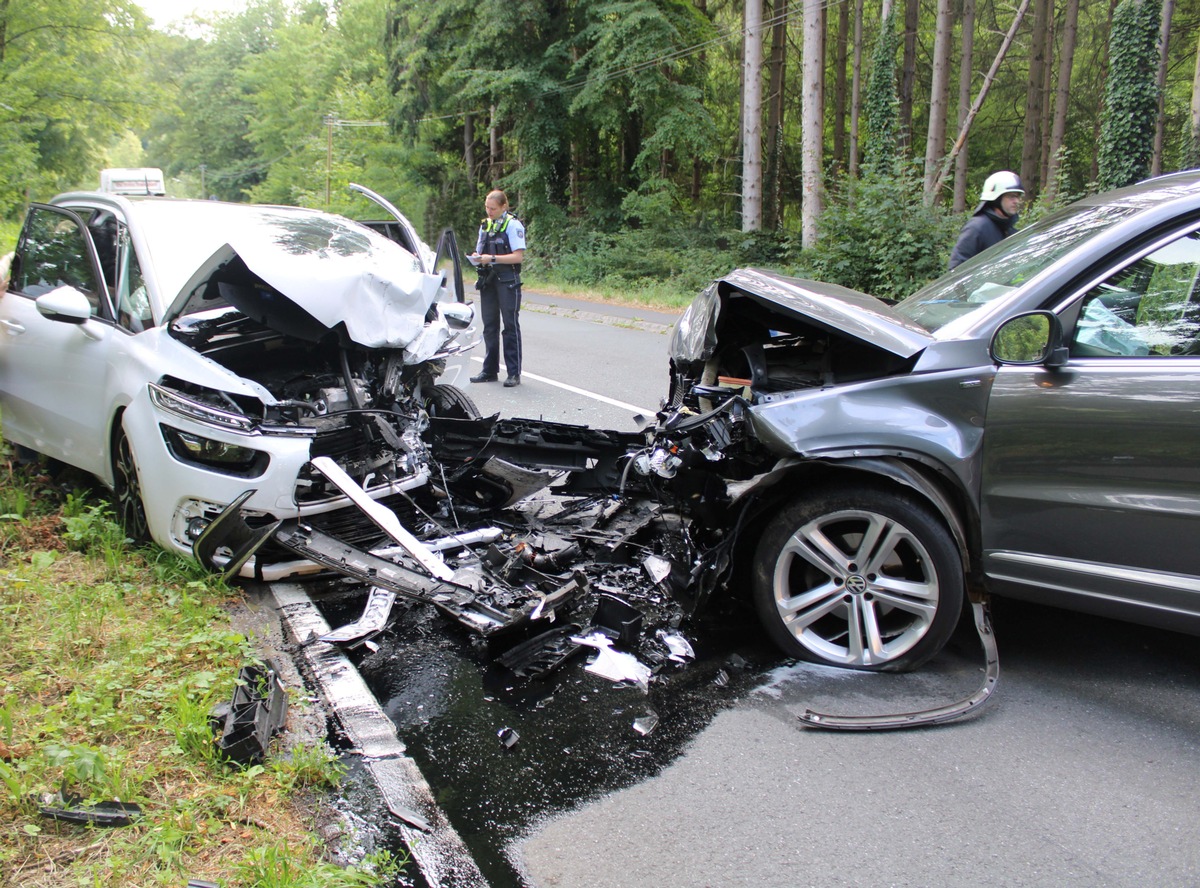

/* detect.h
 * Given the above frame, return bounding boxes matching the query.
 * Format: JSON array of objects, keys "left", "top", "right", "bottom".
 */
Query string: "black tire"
[
  {"left": 112, "top": 420, "right": 151, "bottom": 544},
  {"left": 751, "top": 485, "right": 963, "bottom": 672},
  {"left": 426, "top": 383, "right": 481, "bottom": 420}
]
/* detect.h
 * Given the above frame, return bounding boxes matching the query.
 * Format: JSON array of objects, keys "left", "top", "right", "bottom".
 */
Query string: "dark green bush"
[{"left": 803, "top": 166, "right": 956, "bottom": 301}]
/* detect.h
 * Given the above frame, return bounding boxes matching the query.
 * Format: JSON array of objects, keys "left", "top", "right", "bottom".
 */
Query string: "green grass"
[{"left": 0, "top": 452, "right": 405, "bottom": 887}]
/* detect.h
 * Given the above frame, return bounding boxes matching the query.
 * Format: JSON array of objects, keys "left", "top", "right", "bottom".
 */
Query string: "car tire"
[
  {"left": 426, "top": 383, "right": 481, "bottom": 420},
  {"left": 112, "top": 420, "right": 151, "bottom": 544},
  {"left": 751, "top": 485, "right": 963, "bottom": 672}
]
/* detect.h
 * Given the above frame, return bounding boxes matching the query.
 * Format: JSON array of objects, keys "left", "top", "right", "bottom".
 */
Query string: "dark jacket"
[{"left": 948, "top": 206, "right": 1018, "bottom": 270}]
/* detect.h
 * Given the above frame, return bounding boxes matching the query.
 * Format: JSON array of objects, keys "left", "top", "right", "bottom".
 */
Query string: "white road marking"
[{"left": 470, "top": 355, "right": 657, "bottom": 417}]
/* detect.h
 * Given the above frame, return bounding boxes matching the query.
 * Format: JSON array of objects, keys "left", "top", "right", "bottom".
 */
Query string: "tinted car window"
[
  {"left": 1071, "top": 229, "right": 1200, "bottom": 357},
  {"left": 15, "top": 207, "right": 104, "bottom": 314}
]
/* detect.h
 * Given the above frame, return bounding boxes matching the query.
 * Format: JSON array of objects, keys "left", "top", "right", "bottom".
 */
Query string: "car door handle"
[{"left": 0, "top": 318, "right": 25, "bottom": 334}]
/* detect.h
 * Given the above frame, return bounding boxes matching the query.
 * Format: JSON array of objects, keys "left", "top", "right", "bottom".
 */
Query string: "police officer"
[
  {"left": 469, "top": 189, "right": 526, "bottom": 387},
  {"left": 948, "top": 171, "right": 1024, "bottom": 270}
]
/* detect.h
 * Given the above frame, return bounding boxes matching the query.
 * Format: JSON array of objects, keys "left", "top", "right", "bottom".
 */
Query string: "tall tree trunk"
[
  {"left": 899, "top": 0, "right": 918, "bottom": 151},
  {"left": 765, "top": 0, "right": 788, "bottom": 229},
  {"left": 1092, "top": 0, "right": 1119, "bottom": 185},
  {"left": 923, "top": 0, "right": 955, "bottom": 198},
  {"left": 464, "top": 113, "right": 475, "bottom": 179},
  {"left": 489, "top": 105, "right": 501, "bottom": 184},
  {"left": 1045, "top": 0, "right": 1079, "bottom": 204},
  {"left": 953, "top": 0, "right": 976, "bottom": 212},
  {"left": 849, "top": 0, "right": 865, "bottom": 176},
  {"left": 1192, "top": 30, "right": 1200, "bottom": 168},
  {"left": 693, "top": 0, "right": 708, "bottom": 202},
  {"left": 1037, "top": 10, "right": 1055, "bottom": 188},
  {"left": 833, "top": 0, "right": 850, "bottom": 173},
  {"left": 929, "top": 0, "right": 1033, "bottom": 200},
  {"left": 1151, "top": 0, "right": 1176, "bottom": 175},
  {"left": 1020, "top": 0, "right": 1051, "bottom": 195},
  {"left": 801, "top": 0, "right": 824, "bottom": 247},
  {"left": 743, "top": 0, "right": 764, "bottom": 231}
]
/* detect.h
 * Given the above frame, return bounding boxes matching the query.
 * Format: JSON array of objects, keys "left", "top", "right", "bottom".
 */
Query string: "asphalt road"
[
  {"left": 445, "top": 292, "right": 1200, "bottom": 888},
  {"left": 441, "top": 289, "right": 678, "bottom": 429}
]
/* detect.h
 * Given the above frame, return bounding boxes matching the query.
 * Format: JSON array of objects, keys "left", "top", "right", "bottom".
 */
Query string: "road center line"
[{"left": 470, "top": 356, "right": 657, "bottom": 417}]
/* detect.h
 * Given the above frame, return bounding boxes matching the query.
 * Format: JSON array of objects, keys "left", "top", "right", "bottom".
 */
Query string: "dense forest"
[{"left": 2, "top": 0, "right": 1196, "bottom": 299}]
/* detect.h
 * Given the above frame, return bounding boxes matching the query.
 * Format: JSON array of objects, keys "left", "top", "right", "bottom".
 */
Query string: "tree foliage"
[
  {"left": 0, "top": 0, "right": 157, "bottom": 215},
  {"left": 1098, "top": 0, "right": 1163, "bottom": 190}
]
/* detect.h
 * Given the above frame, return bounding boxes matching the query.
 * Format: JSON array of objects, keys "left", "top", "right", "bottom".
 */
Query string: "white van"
[{"left": 99, "top": 168, "right": 166, "bottom": 196}]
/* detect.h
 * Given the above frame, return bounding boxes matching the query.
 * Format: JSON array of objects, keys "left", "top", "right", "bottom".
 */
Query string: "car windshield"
[{"left": 894, "top": 202, "right": 1141, "bottom": 335}]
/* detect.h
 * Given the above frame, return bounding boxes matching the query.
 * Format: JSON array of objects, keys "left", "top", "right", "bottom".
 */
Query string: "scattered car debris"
[
  {"left": 798, "top": 591, "right": 1001, "bottom": 730},
  {"left": 657, "top": 630, "right": 695, "bottom": 663},
  {"left": 209, "top": 661, "right": 288, "bottom": 765},
  {"left": 572, "top": 633, "right": 653, "bottom": 691},
  {"left": 497, "top": 727, "right": 520, "bottom": 749},
  {"left": 37, "top": 793, "right": 142, "bottom": 827},
  {"left": 321, "top": 587, "right": 396, "bottom": 646}
]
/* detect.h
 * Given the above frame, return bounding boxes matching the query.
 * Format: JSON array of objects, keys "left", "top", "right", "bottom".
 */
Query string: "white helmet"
[{"left": 979, "top": 170, "right": 1024, "bottom": 203}]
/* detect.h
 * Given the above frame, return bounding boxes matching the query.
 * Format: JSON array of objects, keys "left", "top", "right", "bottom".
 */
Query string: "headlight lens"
[{"left": 160, "top": 425, "right": 269, "bottom": 476}]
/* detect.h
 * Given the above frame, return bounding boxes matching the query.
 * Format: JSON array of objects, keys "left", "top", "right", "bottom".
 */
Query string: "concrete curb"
[{"left": 270, "top": 583, "right": 488, "bottom": 888}]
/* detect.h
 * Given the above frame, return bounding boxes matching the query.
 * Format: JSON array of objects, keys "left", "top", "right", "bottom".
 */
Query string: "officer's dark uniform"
[{"left": 475, "top": 211, "right": 524, "bottom": 382}]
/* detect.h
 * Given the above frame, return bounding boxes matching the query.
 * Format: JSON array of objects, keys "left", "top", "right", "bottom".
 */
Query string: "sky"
[{"left": 135, "top": 0, "right": 247, "bottom": 30}]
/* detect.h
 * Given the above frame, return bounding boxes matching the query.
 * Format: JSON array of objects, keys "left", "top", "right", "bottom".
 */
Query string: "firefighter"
[{"left": 948, "top": 171, "right": 1024, "bottom": 270}]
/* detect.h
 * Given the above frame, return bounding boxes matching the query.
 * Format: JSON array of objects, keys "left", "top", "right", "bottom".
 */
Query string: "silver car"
[{"left": 0, "top": 188, "right": 476, "bottom": 574}]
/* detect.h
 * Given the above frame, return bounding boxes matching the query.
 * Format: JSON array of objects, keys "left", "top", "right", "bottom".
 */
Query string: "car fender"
[{"left": 734, "top": 453, "right": 976, "bottom": 576}]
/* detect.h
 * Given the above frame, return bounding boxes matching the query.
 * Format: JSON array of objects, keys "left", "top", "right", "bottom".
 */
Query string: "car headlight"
[
  {"left": 160, "top": 425, "right": 269, "bottom": 476},
  {"left": 149, "top": 382, "right": 257, "bottom": 432}
]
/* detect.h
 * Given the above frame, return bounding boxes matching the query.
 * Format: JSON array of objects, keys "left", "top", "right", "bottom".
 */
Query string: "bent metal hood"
[
  {"left": 670, "top": 268, "right": 934, "bottom": 363},
  {"left": 162, "top": 204, "right": 444, "bottom": 351}
]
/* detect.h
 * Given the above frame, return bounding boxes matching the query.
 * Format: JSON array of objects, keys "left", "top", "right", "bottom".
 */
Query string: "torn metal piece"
[
  {"left": 321, "top": 587, "right": 396, "bottom": 644},
  {"left": 572, "top": 632, "right": 652, "bottom": 691},
  {"left": 272, "top": 522, "right": 511, "bottom": 633},
  {"left": 38, "top": 794, "right": 142, "bottom": 827},
  {"left": 210, "top": 661, "right": 288, "bottom": 765},
  {"left": 798, "top": 592, "right": 1001, "bottom": 731},
  {"left": 497, "top": 727, "right": 520, "bottom": 748},
  {"left": 309, "top": 456, "right": 454, "bottom": 581}
]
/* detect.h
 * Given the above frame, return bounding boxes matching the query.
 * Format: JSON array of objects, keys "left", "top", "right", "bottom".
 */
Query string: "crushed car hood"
[
  {"left": 163, "top": 207, "right": 443, "bottom": 350},
  {"left": 672, "top": 268, "right": 935, "bottom": 362}
]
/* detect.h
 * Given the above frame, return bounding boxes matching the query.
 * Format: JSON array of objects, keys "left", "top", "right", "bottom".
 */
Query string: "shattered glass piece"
[
  {"left": 657, "top": 630, "right": 695, "bottom": 663},
  {"left": 571, "top": 632, "right": 652, "bottom": 691},
  {"left": 642, "top": 554, "right": 672, "bottom": 585},
  {"left": 633, "top": 712, "right": 659, "bottom": 736},
  {"left": 497, "top": 726, "right": 520, "bottom": 748},
  {"left": 321, "top": 587, "right": 396, "bottom": 643}
]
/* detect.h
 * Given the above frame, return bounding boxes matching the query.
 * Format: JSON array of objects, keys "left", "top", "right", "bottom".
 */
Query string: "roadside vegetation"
[{"left": 0, "top": 448, "right": 403, "bottom": 887}]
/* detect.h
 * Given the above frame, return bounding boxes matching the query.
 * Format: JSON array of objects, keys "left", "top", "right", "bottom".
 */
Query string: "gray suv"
[{"left": 667, "top": 171, "right": 1200, "bottom": 670}]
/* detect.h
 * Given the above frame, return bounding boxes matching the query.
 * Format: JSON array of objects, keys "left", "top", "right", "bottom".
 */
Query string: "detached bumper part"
[
  {"left": 798, "top": 590, "right": 1000, "bottom": 731},
  {"left": 210, "top": 661, "right": 288, "bottom": 765}
]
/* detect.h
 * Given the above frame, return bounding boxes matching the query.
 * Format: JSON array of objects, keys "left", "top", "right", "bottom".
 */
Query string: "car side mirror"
[
  {"left": 440, "top": 301, "right": 474, "bottom": 330},
  {"left": 36, "top": 285, "right": 92, "bottom": 325},
  {"left": 991, "top": 310, "right": 1068, "bottom": 368}
]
